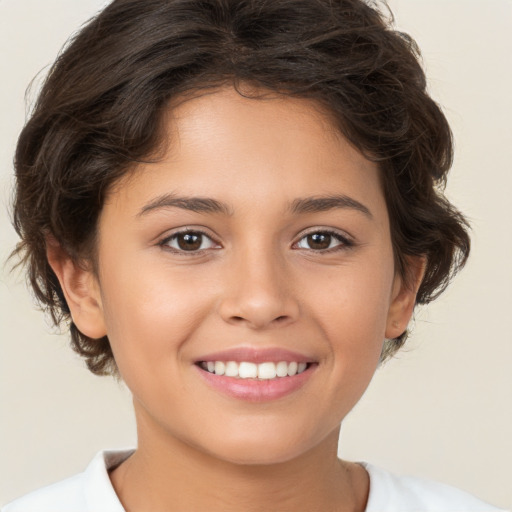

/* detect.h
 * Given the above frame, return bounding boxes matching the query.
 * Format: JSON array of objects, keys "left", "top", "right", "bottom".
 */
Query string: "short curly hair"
[{"left": 12, "top": 0, "right": 470, "bottom": 376}]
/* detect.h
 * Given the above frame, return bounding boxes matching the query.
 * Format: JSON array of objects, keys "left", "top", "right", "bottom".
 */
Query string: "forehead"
[
  {"left": 164, "top": 86, "right": 355, "bottom": 169},
  {"left": 105, "top": 86, "right": 386, "bottom": 222}
]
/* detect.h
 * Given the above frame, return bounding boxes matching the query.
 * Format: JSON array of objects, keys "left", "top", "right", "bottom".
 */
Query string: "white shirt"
[{"left": 2, "top": 450, "right": 506, "bottom": 512}]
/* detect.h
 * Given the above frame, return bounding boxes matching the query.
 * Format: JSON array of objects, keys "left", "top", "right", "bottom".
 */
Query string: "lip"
[
  {"left": 195, "top": 346, "right": 314, "bottom": 364},
  {"left": 195, "top": 362, "right": 317, "bottom": 402},
  {"left": 193, "top": 346, "right": 318, "bottom": 402}
]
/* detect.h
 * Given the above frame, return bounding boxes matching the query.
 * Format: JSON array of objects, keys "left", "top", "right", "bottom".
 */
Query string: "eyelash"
[
  {"left": 294, "top": 229, "right": 353, "bottom": 253},
  {"left": 159, "top": 228, "right": 218, "bottom": 254},
  {"left": 158, "top": 228, "right": 353, "bottom": 255}
]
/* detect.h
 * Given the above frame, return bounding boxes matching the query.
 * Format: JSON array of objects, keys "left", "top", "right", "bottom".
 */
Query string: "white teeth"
[
  {"left": 238, "top": 362, "right": 258, "bottom": 378},
  {"left": 214, "top": 361, "right": 225, "bottom": 376},
  {"left": 276, "top": 361, "right": 288, "bottom": 377},
  {"left": 225, "top": 361, "right": 238, "bottom": 377},
  {"left": 287, "top": 361, "right": 298, "bottom": 376},
  {"left": 201, "top": 360, "right": 310, "bottom": 379},
  {"left": 258, "top": 362, "right": 277, "bottom": 379}
]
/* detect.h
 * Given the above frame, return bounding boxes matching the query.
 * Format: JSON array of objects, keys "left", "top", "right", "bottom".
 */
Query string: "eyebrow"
[
  {"left": 289, "top": 195, "right": 372, "bottom": 218},
  {"left": 138, "top": 194, "right": 234, "bottom": 217},
  {"left": 138, "top": 193, "right": 372, "bottom": 219}
]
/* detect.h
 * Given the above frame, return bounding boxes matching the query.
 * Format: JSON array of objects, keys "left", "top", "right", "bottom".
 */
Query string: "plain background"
[{"left": 1, "top": 0, "right": 511, "bottom": 509}]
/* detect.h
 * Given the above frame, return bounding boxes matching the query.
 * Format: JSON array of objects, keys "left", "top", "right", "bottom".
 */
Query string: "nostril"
[{"left": 227, "top": 314, "right": 290, "bottom": 328}]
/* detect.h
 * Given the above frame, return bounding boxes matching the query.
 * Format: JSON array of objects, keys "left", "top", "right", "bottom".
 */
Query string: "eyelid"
[
  {"left": 157, "top": 226, "right": 354, "bottom": 255},
  {"left": 158, "top": 227, "right": 221, "bottom": 254},
  {"left": 293, "top": 228, "right": 354, "bottom": 251}
]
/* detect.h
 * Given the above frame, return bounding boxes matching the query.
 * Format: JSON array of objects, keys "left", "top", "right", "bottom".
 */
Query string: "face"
[{"left": 60, "top": 86, "right": 417, "bottom": 465}]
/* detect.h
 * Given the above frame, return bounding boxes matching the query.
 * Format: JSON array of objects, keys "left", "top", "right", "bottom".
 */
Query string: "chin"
[
  {"left": 196, "top": 427, "right": 323, "bottom": 467},
  {"left": 211, "top": 445, "right": 304, "bottom": 466}
]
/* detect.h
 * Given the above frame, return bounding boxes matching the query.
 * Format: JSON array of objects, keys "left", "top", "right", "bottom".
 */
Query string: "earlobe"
[
  {"left": 46, "top": 237, "right": 107, "bottom": 339},
  {"left": 385, "top": 256, "right": 426, "bottom": 339}
]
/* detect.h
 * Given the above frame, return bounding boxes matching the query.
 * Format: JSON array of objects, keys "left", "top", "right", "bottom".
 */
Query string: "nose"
[{"left": 218, "top": 247, "right": 300, "bottom": 330}]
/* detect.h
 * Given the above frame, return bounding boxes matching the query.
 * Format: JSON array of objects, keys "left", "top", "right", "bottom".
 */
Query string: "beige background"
[{"left": 1, "top": 0, "right": 511, "bottom": 509}]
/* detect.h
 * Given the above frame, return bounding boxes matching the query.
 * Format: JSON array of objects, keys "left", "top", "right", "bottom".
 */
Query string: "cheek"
[
  {"left": 307, "top": 259, "right": 395, "bottom": 340},
  {"left": 302, "top": 252, "right": 395, "bottom": 388},
  {"left": 98, "top": 259, "right": 215, "bottom": 375}
]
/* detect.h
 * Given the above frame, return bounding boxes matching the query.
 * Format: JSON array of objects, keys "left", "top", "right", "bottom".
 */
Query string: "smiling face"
[{"left": 52, "top": 86, "right": 419, "bottom": 465}]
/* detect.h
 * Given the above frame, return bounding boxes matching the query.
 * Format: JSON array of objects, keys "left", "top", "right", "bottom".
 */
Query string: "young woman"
[{"left": 3, "top": 1, "right": 506, "bottom": 511}]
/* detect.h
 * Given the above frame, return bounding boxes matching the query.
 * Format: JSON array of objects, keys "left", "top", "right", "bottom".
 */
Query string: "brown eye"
[
  {"left": 306, "top": 233, "right": 332, "bottom": 250},
  {"left": 162, "top": 230, "right": 218, "bottom": 253},
  {"left": 295, "top": 231, "right": 350, "bottom": 251},
  {"left": 177, "top": 233, "right": 203, "bottom": 251}
]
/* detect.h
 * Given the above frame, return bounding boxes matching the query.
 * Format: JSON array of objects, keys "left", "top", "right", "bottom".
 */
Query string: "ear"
[
  {"left": 385, "top": 256, "right": 426, "bottom": 339},
  {"left": 46, "top": 237, "right": 107, "bottom": 339}
]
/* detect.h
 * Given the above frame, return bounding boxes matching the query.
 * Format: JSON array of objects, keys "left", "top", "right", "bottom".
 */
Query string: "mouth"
[
  {"left": 193, "top": 349, "right": 317, "bottom": 402},
  {"left": 196, "top": 360, "right": 311, "bottom": 379}
]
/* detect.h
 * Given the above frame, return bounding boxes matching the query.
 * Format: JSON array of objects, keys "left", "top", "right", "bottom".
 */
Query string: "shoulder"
[
  {"left": 1, "top": 473, "right": 85, "bottom": 512},
  {"left": 362, "top": 463, "right": 507, "bottom": 512},
  {"left": 1, "top": 450, "right": 133, "bottom": 512}
]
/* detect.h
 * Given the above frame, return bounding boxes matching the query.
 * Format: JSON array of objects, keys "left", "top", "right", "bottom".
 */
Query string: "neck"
[{"left": 110, "top": 407, "right": 368, "bottom": 512}]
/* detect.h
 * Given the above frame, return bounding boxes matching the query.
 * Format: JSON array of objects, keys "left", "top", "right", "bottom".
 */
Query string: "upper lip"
[{"left": 195, "top": 346, "right": 315, "bottom": 364}]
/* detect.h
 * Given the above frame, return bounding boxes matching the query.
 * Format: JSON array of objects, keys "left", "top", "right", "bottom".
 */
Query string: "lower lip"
[{"left": 195, "top": 364, "right": 316, "bottom": 402}]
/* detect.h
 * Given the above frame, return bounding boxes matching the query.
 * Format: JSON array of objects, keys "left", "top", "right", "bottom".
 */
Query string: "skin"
[{"left": 48, "top": 86, "right": 423, "bottom": 512}]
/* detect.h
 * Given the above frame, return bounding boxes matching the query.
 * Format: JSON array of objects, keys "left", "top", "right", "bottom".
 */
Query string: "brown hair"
[{"left": 12, "top": 0, "right": 470, "bottom": 376}]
